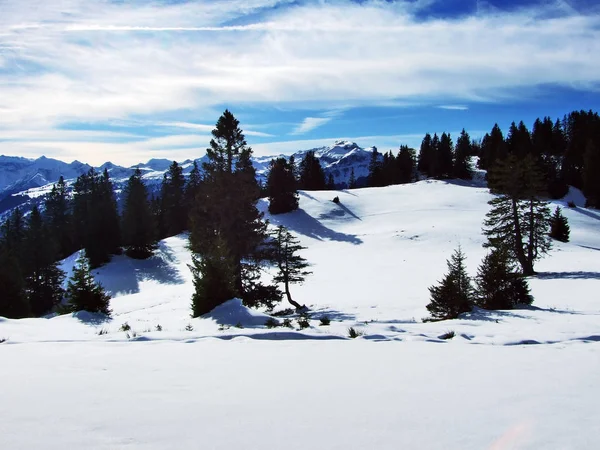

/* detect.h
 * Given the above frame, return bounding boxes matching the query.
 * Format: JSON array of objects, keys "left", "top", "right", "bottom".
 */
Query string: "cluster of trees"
[
  {"left": 417, "top": 129, "right": 475, "bottom": 181},
  {"left": 367, "top": 145, "right": 417, "bottom": 187},
  {"left": 479, "top": 111, "right": 600, "bottom": 206}
]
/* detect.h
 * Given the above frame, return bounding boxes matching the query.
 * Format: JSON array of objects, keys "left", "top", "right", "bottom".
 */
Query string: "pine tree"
[
  {"left": 65, "top": 255, "right": 111, "bottom": 315},
  {"left": 270, "top": 225, "right": 311, "bottom": 310},
  {"left": 483, "top": 155, "right": 552, "bottom": 275},
  {"left": 121, "top": 168, "right": 157, "bottom": 259},
  {"left": 396, "top": 145, "right": 416, "bottom": 184},
  {"left": 161, "top": 161, "right": 187, "bottom": 236},
  {"left": 327, "top": 173, "right": 335, "bottom": 190},
  {"left": 418, "top": 133, "right": 433, "bottom": 177},
  {"left": 44, "top": 176, "right": 74, "bottom": 258},
  {"left": 184, "top": 161, "right": 202, "bottom": 215},
  {"left": 583, "top": 140, "right": 600, "bottom": 208},
  {"left": 0, "top": 212, "right": 29, "bottom": 318},
  {"left": 474, "top": 249, "right": 533, "bottom": 310},
  {"left": 435, "top": 132, "right": 454, "bottom": 179},
  {"left": 549, "top": 206, "right": 570, "bottom": 242},
  {"left": 267, "top": 157, "right": 299, "bottom": 214},
  {"left": 189, "top": 110, "right": 272, "bottom": 313},
  {"left": 367, "top": 147, "right": 383, "bottom": 187},
  {"left": 349, "top": 168, "right": 357, "bottom": 189},
  {"left": 22, "top": 205, "right": 65, "bottom": 316},
  {"left": 453, "top": 129, "right": 473, "bottom": 179},
  {"left": 426, "top": 246, "right": 474, "bottom": 320},
  {"left": 298, "top": 151, "right": 326, "bottom": 190}
]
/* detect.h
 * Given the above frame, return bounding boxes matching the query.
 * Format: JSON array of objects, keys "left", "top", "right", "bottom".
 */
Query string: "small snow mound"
[{"left": 204, "top": 298, "right": 272, "bottom": 328}]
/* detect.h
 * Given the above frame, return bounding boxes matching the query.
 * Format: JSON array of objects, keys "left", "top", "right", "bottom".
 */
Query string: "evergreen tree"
[
  {"left": 189, "top": 110, "right": 272, "bottom": 313},
  {"left": 474, "top": 249, "right": 533, "bottom": 310},
  {"left": 435, "top": 132, "right": 454, "bottom": 178},
  {"left": 267, "top": 157, "right": 299, "bottom": 215},
  {"left": 426, "top": 246, "right": 474, "bottom": 320},
  {"left": 65, "top": 255, "right": 111, "bottom": 315},
  {"left": 453, "top": 129, "right": 473, "bottom": 179},
  {"left": 549, "top": 206, "right": 570, "bottom": 242},
  {"left": 367, "top": 147, "right": 383, "bottom": 187},
  {"left": 327, "top": 173, "right": 335, "bottom": 190},
  {"left": 0, "top": 211, "right": 29, "bottom": 318},
  {"left": 349, "top": 167, "right": 357, "bottom": 189},
  {"left": 583, "top": 140, "right": 600, "bottom": 208},
  {"left": 22, "top": 205, "right": 65, "bottom": 316},
  {"left": 44, "top": 176, "right": 74, "bottom": 258},
  {"left": 479, "top": 124, "right": 506, "bottom": 172},
  {"left": 417, "top": 133, "right": 433, "bottom": 177},
  {"left": 298, "top": 151, "right": 326, "bottom": 190},
  {"left": 121, "top": 168, "right": 156, "bottom": 259},
  {"left": 269, "top": 226, "right": 311, "bottom": 309},
  {"left": 483, "top": 155, "right": 552, "bottom": 275},
  {"left": 396, "top": 145, "right": 416, "bottom": 184},
  {"left": 184, "top": 161, "right": 203, "bottom": 216},
  {"left": 161, "top": 161, "right": 187, "bottom": 236}
]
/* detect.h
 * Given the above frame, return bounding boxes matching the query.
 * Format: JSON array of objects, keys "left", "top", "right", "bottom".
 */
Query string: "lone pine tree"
[
  {"left": 270, "top": 225, "right": 311, "bottom": 310},
  {"left": 65, "top": 255, "right": 111, "bottom": 316},
  {"left": 549, "top": 206, "right": 570, "bottom": 242},
  {"left": 426, "top": 246, "right": 474, "bottom": 320},
  {"left": 474, "top": 249, "right": 533, "bottom": 310}
]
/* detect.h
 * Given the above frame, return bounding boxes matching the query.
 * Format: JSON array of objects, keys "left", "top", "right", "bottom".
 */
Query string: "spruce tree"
[
  {"left": 298, "top": 151, "right": 326, "bottom": 190},
  {"left": 327, "top": 173, "right": 335, "bottom": 190},
  {"left": 475, "top": 249, "right": 533, "bottom": 310},
  {"left": 367, "top": 147, "right": 383, "bottom": 187},
  {"left": 0, "top": 212, "right": 29, "bottom": 318},
  {"left": 23, "top": 206, "right": 66, "bottom": 316},
  {"left": 453, "top": 129, "right": 473, "bottom": 179},
  {"left": 122, "top": 168, "right": 157, "bottom": 259},
  {"left": 349, "top": 168, "right": 357, "bottom": 189},
  {"left": 267, "top": 157, "right": 299, "bottom": 215},
  {"left": 184, "top": 161, "right": 202, "bottom": 216},
  {"left": 396, "top": 145, "right": 416, "bottom": 184},
  {"left": 426, "top": 246, "right": 474, "bottom": 320},
  {"left": 483, "top": 155, "right": 552, "bottom": 275},
  {"left": 44, "top": 176, "right": 74, "bottom": 258},
  {"left": 270, "top": 225, "right": 311, "bottom": 310},
  {"left": 583, "top": 140, "right": 600, "bottom": 208},
  {"left": 417, "top": 133, "right": 433, "bottom": 177},
  {"left": 65, "top": 255, "right": 111, "bottom": 315},
  {"left": 161, "top": 161, "right": 187, "bottom": 236},
  {"left": 436, "top": 132, "right": 454, "bottom": 179},
  {"left": 549, "top": 206, "right": 570, "bottom": 242}
]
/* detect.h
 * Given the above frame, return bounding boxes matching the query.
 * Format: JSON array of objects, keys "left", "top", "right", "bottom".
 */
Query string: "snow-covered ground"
[{"left": 1, "top": 180, "right": 599, "bottom": 449}]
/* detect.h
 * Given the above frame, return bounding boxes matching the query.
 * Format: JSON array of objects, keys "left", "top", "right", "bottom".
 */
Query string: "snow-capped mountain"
[{"left": 0, "top": 141, "right": 376, "bottom": 216}]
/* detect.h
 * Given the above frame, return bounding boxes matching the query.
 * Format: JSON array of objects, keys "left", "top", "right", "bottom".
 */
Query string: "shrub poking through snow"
[
  {"left": 97, "top": 328, "right": 108, "bottom": 335},
  {"left": 185, "top": 323, "right": 194, "bottom": 331},
  {"left": 549, "top": 206, "right": 570, "bottom": 242},
  {"left": 426, "top": 246, "right": 474, "bottom": 320},
  {"left": 155, "top": 324, "right": 163, "bottom": 332},
  {"left": 235, "top": 322, "right": 244, "bottom": 329},
  {"left": 0, "top": 338, "right": 6, "bottom": 344},
  {"left": 282, "top": 318, "right": 293, "bottom": 328},
  {"left": 65, "top": 255, "right": 111, "bottom": 316},
  {"left": 332, "top": 196, "right": 340, "bottom": 204},
  {"left": 319, "top": 316, "right": 331, "bottom": 326},
  {"left": 439, "top": 330, "right": 455, "bottom": 340},
  {"left": 265, "top": 318, "right": 280, "bottom": 329},
  {"left": 119, "top": 322, "right": 131, "bottom": 332},
  {"left": 348, "top": 327, "right": 363, "bottom": 338},
  {"left": 567, "top": 200, "right": 576, "bottom": 208},
  {"left": 272, "top": 308, "right": 295, "bottom": 317},
  {"left": 297, "top": 316, "right": 310, "bottom": 329}
]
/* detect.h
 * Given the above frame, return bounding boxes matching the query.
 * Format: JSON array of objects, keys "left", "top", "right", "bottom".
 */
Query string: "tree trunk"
[
  {"left": 511, "top": 198, "right": 531, "bottom": 275},
  {"left": 284, "top": 281, "right": 303, "bottom": 309}
]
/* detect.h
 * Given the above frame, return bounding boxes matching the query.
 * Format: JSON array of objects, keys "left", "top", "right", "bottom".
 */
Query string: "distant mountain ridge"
[{"left": 0, "top": 140, "right": 376, "bottom": 216}]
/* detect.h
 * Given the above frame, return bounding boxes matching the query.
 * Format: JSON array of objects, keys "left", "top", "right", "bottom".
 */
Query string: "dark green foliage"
[
  {"left": 549, "top": 206, "right": 570, "bottom": 242},
  {"left": 282, "top": 318, "right": 293, "bottom": 328},
  {"left": 23, "top": 206, "right": 66, "bottom": 316},
  {"left": 347, "top": 327, "right": 363, "bottom": 338},
  {"left": 65, "top": 255, "right": 111, "bottom": 315},
  {"left": 479, "top": 124, "right": 507, "bottom": 175},
  {"left": 119, "top": 322, "right": 131, "bottom": 332},
  {"left": 267, "top": 157, "right": 299, "bottom": 214},
  {"left": 319, "top": 316, "right": 331, "bottom": 326},
  {"left": 121, "top": 168, "right": 157, "bottom": 259},
  {"left": 297, "top": 316, "right": 310, "bottom": 329},
  {"left": 434, "top": 132, "right": 454, "bottom": 179},
  {"left": 426, "top": 247, "right": 474, "bottom": 320},
  {"left": 327, "top": 173, "right": 335, "bottom": 190},
  {"left": 484, "top": 155, "right": 552, "bottom": 275},
  {"left": 453, "top": 129, "right": 473, "bottom": 179},
  {"left": 418, "top": 133, "right": 433, "bottom": 177},
  {"left": 561, "top": 110, "right": 600, "bottom": 190},
  {"left": 44, "top": 176, "right": 74, "bottom": 258},
  {"left": 298, "top": 151, "right": 326, "bottom": 190},
  {"left": 269, "top": 225, "right": 311, "bottom": 309},
  {"left": 161, "top": 161, "right": 187, "bottom": 236},
  {"left": 474, "top": 249, "right": 533, "bottom": 309},
  {"left": 272, "top": 308, "right": 294, "bottom": 317},
  {"left": 72, "top": 168, "right": 121, "bottom": 268},
  {"left": 185, "top": 323, "right": 194, "bottom": 331},
  {"left": 0, "top": 246, "right": 29, "bottom": 318},
  {"left": 332, "top": 196, "right": 340, "bottom": 204},
  {"left": 349, "top": 168, "right": 357, "bottom": 189},
  {"left": 265, "top": 317, "right": 279, "bottom": 328},
  {"left": 367, "top": 147, "right": 383, "bottom": 187},
  {"left": 396, "top": 145, "right": 416, "bottom": 184},
  {"left": 583, "top": 140, "right": 600, "bottom": 208},
  {"left": 439, "top": 330, "right": 455, "bottom": 340}
]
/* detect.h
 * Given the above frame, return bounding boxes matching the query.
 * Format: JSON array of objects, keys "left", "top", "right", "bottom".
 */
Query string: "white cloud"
[
  {"left": 291, "top": 117, "right": 332, "bottom": 135},
  {"left": 0, "top": 0, "right": 599, "bottom": 162},
  {"left": 437, "top": 105, "right": 469, "bottom": 111}
]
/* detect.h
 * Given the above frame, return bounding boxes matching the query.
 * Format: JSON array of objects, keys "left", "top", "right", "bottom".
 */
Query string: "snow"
[{"left": 1, "top": 180, "right": 599, "bottom": 449}]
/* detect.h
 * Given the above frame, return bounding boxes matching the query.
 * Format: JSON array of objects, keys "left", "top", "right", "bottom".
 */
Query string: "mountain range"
[{"left": 0, "top": 141, "right": 375, "bottom": 216}]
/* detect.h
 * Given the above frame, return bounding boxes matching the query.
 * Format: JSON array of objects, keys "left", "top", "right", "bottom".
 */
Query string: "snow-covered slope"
[{"left": 2, "top": 180, "right": 599, "bottom": 449}]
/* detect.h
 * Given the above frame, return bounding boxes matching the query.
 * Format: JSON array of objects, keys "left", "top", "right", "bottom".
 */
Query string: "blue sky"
[{"left": 0, "top": 0, "right": 599, "bottom": 165}]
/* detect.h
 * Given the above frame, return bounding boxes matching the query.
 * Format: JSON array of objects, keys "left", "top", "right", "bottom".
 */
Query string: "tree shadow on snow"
[
  {"left": 535, "top": 271, "right": 600, "bottom": 280},
  {"left": 570, "top": 206, "right": 600, "bottom": 222},
  {"left": 268, "top": 209, "right": 363, "bottom": 245},
  {"left": 95, "top": 242, "right": 185, "bottom": 297}
]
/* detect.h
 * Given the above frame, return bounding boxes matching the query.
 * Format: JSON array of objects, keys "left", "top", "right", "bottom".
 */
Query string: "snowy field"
[{"left": 1, "top": 180, "right": 599, "bottom": 449}]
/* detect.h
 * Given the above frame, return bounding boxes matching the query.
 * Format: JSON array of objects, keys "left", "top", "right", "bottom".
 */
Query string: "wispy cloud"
[
  {"left": 0, "top": 0, "right": 599, "bottom": 163},
  {"left": 437, "top": 105, "right": 469, "bottom": 111},
  {"left": 291, "top": 117, "right": 332, "bottom": 135}
]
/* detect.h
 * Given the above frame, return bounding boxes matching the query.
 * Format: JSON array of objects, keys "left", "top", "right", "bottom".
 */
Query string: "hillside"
[{"left": 1, "top": 181, "right": 599, "bottom": 449}]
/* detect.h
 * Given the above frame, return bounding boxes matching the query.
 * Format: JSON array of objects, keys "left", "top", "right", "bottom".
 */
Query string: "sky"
[{"left": 0, "top": 0, "right": 599, "bottom": 166}]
